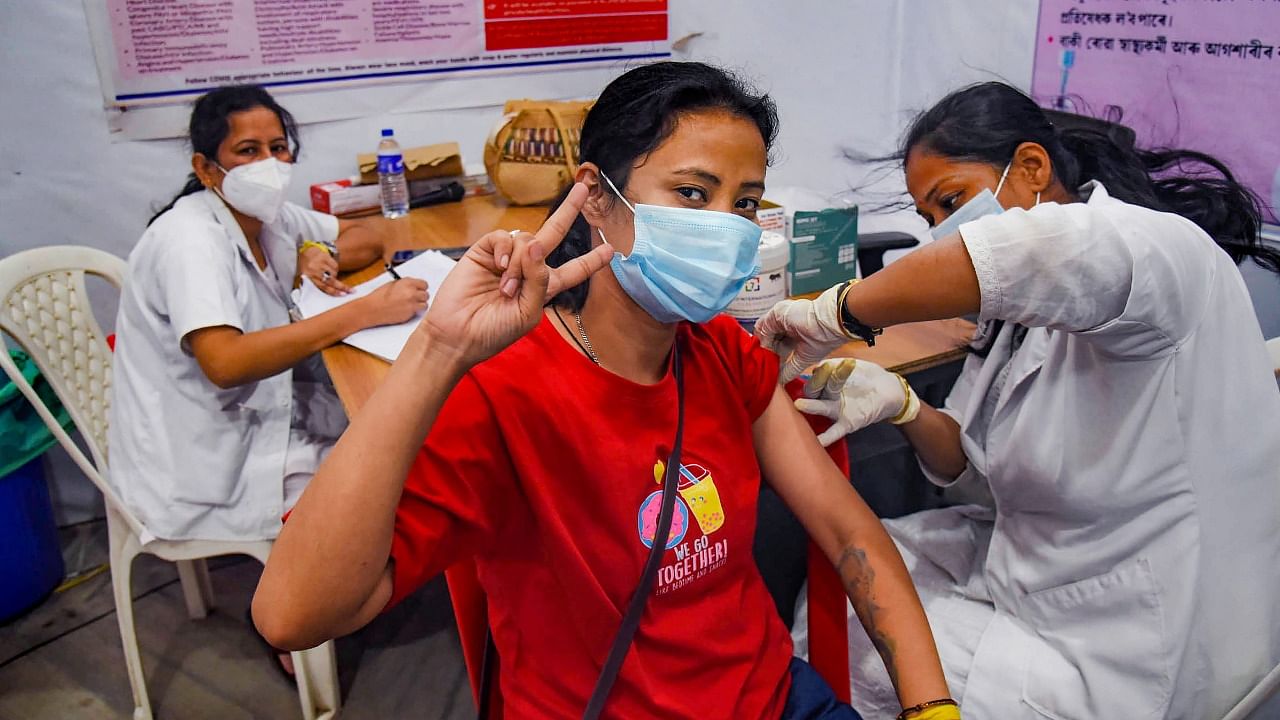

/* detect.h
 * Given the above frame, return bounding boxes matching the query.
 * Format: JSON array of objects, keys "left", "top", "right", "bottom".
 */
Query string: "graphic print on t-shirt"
[
  {"left": 640, "top": 458, "right": 732, "bottom": 595},
  {"left": 636, "top": 485, "right": 689, "bottom": 550}
]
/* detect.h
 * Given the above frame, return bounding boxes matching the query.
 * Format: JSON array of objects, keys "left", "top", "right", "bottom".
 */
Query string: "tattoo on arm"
[{"left": 838, "top": 545, "right": 899, "bottom": 688}]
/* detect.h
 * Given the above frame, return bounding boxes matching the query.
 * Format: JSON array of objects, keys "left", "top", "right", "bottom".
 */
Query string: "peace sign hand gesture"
[{"left": 419, "top": 183, "right": 613, "bottom": 368}]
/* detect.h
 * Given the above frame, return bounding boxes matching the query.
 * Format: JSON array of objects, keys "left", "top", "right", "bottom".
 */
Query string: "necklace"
[
  {"left": 552, "top": 307, "right": 600, "bottom": 365},
  {"left": 573, "top": 311, "right": 600, "bottom": 365}
]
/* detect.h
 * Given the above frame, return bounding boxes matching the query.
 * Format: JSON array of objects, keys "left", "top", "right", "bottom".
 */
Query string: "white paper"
[{"left": 295, "top": 250, "right": 457, "bottom": 362}]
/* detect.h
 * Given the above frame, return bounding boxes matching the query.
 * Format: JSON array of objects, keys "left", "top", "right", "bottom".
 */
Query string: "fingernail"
[
  {"left": 499, "top": 254, "right": 510, "bottom": 269},
  {"left": 502, "top": 278, "right": 518, "bottom": 297}
]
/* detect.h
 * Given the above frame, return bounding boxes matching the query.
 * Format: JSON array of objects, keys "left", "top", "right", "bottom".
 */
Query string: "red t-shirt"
[{"left": 390, "top": 314, "right": 793, "bottom": 719}]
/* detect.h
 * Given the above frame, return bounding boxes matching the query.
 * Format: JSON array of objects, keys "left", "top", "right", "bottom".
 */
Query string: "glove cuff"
[
  {"left": 836, "top": 279, "right": 883, "bottom": 346},
  {"left": 816, "top": 284, "right": 860, "bottom": 342},
  {"left": 888, "top": 373, "right": 921, "bottom": 425}
]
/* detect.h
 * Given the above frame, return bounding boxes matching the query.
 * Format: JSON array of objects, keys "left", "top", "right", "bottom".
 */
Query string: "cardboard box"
[
  {"left": 310, "top": 176, "right": 466, "bottom": 216},
  {"left": 786, "top": 206, "right": 858, "bottom": 295},
  {"left": 357, "top": 141, "right": 464, "bottom": 185}
]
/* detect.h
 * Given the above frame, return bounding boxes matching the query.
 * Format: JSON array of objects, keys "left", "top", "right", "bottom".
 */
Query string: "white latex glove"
[
  {"left": 754, "top": 283, "right": 854, "bottom": 384},
  {"left": 794, "top": 358, "right": 921, "bottom": 447}
]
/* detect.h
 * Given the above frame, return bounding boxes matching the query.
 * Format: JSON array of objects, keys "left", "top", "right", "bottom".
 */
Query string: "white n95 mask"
[
  {"left": 929, "top": 162, "right": 1012, "bottom": 241},
  {"left": 214, "top": 157, "right": 293, "bottom": 224}
]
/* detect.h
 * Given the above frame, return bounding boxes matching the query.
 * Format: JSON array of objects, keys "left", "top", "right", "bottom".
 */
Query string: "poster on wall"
[
  {"left": 84, "top": 0, "right": 669, "bottom": 137},
  {"left": 1031, "top": 0, "right": 1279, "bottom": 223}
]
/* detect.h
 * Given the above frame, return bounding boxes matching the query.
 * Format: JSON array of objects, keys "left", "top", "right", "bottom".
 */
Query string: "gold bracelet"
[
  {"left": 834, "top": 279, "right": 861, "bottom": 341},
  {"left": 897, "top": 698, "right": 959, "bottom": 720},
  {"left": 889, "top": 373, "right": 920, "bottom": 425}
]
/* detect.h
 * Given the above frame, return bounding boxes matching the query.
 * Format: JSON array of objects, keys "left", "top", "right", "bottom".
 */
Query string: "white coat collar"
[
  {"left": 1078, "top": 180, "right": 1117, "bottom": 206},
  {"left": 199, "top": 189, "right": 295, "bottom": 309},
  {"left": 201, "top": 189, "right": 261, "bottom": 269}
]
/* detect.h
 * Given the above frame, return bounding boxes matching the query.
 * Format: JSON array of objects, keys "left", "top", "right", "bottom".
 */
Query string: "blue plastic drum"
[{"left": 0, "top": 457, "right": 64, "bottom": 621}]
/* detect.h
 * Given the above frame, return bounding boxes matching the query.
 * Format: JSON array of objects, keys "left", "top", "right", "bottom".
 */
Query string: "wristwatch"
[{"left": 836, "top": 279, "right": 883, "bottom": 346}]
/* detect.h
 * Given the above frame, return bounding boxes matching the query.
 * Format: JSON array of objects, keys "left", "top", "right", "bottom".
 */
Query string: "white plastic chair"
[
  {"left": 1267, "top": 336, "right": 1280, "bottom": 376},
  {"left": 1224, "top": 662, "right": 1280, "bottom": 720},
  {"left": 0, "top": 246, "right": 339, "bottom": 720}
]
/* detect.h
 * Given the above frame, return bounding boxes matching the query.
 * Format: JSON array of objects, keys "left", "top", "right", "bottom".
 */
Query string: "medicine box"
[
  {"left": 786, "top": 206, "right": 858, "bottom": 295},
  {"left": 310, "top": 176, "right": 465, "bottom": 216},
  {"left": 756, "top": 199, "right": 785, "bottom": 235},
  {"left": 310, "top": 179, "right": 380, "bottom": 215}
]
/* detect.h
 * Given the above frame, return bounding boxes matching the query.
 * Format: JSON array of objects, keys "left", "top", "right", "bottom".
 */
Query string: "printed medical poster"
[
  {"left": 84, "top": 0, "right": 669, "bottom": 134},
  {"left": 1031, "top": 0, "right": 1280, "bottom": 222}
]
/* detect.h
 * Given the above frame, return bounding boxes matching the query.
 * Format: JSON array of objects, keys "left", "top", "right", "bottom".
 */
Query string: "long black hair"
[
  {"left": 902, "top": 82, "right": 1279, "bottom": 356},
  {"left": 545, "top": 61, "right": 779, "bottom": 310},
  {"left": 148, "top": 85, "right": 301, "bottom": 226},
  {"left": 901, "top": 81, "right": 1279, "bottom": 273}
]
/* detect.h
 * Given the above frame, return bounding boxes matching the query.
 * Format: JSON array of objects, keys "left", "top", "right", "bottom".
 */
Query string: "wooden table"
[{"left": 322, "top": 195, "right": 976, "bottom": 415}]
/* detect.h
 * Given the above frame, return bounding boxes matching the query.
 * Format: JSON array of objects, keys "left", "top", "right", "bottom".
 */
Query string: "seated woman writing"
[
  {"left": 253, "top": 62, "right": 955, "bottom": 720},
  {"left": 110, "top": 84, "right": 427, "bottom": 544}
]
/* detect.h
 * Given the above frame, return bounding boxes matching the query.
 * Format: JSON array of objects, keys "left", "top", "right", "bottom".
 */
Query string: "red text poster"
[{"left": 90, "top": 0, "right": 669, "bottom": 104}]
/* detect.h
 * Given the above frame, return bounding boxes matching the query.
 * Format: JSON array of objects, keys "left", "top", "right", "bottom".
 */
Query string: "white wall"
[{"left": 0, "top": 0, "right": 1039, "bottom": 523}]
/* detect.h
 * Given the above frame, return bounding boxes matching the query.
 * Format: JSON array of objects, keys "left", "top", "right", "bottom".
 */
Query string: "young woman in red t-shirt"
[{"left": 254, "top": 62, "right": 955, "bottom": 720}]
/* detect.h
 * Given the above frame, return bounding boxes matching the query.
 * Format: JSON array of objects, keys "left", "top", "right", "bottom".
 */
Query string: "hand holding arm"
[
  {"left": 754, "top": 284, "right": 854, "bottom": 383},
  {"left": 755, "top": 235, "right": 982, "bottom": 383},
  {"left": 794, "top": 358, "right": 920, "bottom": 446},
  {"left": 798, "top": 357, "right": 969, "bottom": 482}
]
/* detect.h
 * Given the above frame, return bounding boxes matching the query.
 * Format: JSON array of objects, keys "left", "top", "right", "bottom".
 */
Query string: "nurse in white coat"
[
  {"left": 110, "top": 85, "right": 428, "bottom": 544},
  {"left": 757, "top": 82, "right": 1280, "bottom": 719}
]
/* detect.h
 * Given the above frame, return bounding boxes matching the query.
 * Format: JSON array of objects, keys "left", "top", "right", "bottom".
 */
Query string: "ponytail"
[
  {"left": 901, "top": 81, "right": 1280, "bottom": 275},
  {"left": 147, "top": 176, "right": 206, "bottom": 227},
  {"left": 1054, "top": 128, "right": 1279, "bottom": 272}
]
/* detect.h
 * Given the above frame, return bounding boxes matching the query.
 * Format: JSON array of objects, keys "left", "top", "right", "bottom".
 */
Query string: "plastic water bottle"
[{"left": 377, "top": 128, "right": 409, "bottom": 218}]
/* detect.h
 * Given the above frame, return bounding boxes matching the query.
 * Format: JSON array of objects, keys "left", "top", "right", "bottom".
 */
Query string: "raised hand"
[{"left": 420, "top": 183, "right": 614, "bottom": 366}]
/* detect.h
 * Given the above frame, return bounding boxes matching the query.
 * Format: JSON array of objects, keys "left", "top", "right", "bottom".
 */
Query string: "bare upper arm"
[
  {"left": 184, "top": 325, "right": 246, "bottom": 388},
  {"left": 752, "top": 385, "right": 882, "bottom": 561}
]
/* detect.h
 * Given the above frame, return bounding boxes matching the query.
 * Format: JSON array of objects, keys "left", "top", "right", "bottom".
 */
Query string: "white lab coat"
[
  {"left": 795, "top": 182, "right": 1280, "bottom": 719},
  {"left": 109, "top": 191, "right": 347, "bottom": 543}
]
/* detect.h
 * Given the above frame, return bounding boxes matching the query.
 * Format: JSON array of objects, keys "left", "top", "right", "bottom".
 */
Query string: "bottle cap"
[{"left": 381, "top": 128, "right": 393, "bottom": 137}]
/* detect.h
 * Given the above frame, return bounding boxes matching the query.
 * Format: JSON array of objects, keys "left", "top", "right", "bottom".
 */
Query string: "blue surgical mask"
[
  {"left": 599, "top": 172, "right": 762, "bottom": 324},
  {"left": 929, "top": 162, "right": 1013, "bottom": 241}
]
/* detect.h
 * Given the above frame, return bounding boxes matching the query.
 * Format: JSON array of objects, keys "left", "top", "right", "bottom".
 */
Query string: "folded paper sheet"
[{"left": 295, "top": 250, "right": 457, "bottom": 362}]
